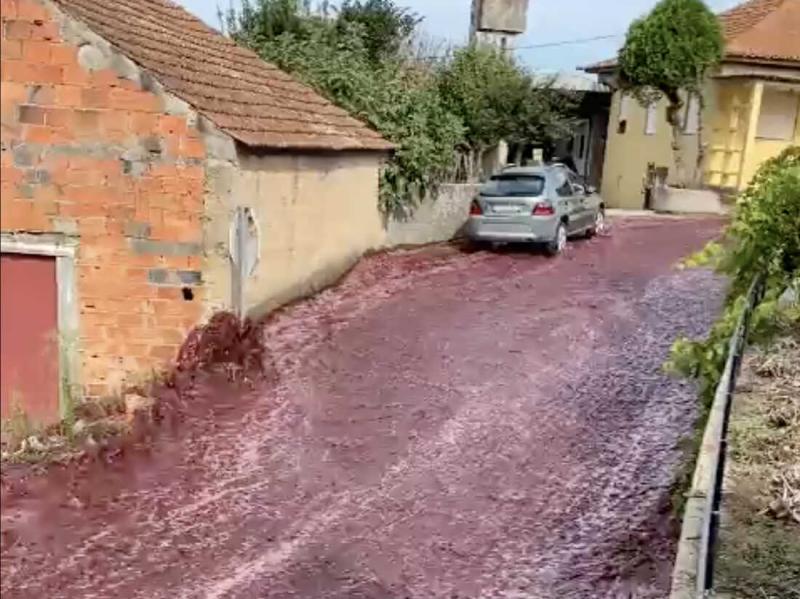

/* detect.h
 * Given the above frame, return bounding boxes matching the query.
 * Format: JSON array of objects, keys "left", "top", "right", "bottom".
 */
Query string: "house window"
[
  {"left": 645, "top": 102, "right": 658, "bottom": 135},
  {"left": 683, "top": 94, "right": 700, "bottom": 134},
  {"left": 757, "top": 88, "right": 799, "bottom": 140}
]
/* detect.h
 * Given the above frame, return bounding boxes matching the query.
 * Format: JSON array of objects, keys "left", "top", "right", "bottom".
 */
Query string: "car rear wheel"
[{"left": 546, "top": 222, "right": 567, "bottom": 256}]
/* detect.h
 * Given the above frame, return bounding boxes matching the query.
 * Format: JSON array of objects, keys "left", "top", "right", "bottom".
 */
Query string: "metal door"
[{"left": 1, "top": 253, "right": 60, "bottom": 424}]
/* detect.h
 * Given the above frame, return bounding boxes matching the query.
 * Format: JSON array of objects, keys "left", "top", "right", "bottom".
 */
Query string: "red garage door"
[{"left": 1, "top": 253, "right": 60, "bottom": 424}]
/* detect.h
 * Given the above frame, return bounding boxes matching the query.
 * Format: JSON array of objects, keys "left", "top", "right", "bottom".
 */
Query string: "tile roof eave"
[{"left": 50, "top": 0, "right": 393, "bottom": 153}]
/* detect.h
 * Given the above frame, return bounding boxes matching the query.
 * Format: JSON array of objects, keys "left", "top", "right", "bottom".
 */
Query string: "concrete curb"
[{"left": 670, "top": 277, "right": 764, "bottom": 598}]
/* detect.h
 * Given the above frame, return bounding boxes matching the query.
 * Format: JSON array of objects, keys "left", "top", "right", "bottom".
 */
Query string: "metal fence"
[{"left": 670, "top": 275, "right": 766, "bottom": 599}]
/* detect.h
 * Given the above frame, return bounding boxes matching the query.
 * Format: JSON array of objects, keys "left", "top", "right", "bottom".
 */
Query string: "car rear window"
[{"left": 481, "top": 175, "right": 545, "bottom": 197}]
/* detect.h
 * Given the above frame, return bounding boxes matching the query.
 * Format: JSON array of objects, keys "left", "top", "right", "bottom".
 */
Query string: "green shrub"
[
  {"left": 225, "top": 0, "right": 576, "bottom": 215},
  {"left": 668, "top": 146, "right": 800, "bottom": 401}
]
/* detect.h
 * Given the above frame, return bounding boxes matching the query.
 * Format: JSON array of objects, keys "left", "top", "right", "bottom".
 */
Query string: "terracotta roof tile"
[
  {"left": 720, "top": 0, "right": 800, "bottom": 62},
  {"left": 583, "top": 0, "right": 800, "bottom": 73},
  {"left": 52, "top": 0, "right": 393, "bottom": 151}
]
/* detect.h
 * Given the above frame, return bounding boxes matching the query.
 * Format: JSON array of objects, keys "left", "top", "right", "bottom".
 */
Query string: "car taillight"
[
  {"left": 469, "top": 200, "right": 483, "bottom": 216},
  {"left": 532, "top": 203, "right": 555, "bottom": 216}
]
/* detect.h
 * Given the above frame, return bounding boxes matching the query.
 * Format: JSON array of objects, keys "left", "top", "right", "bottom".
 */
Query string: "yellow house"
[{"left": 585, "top": 0, "right": 800, "bottom": 210}]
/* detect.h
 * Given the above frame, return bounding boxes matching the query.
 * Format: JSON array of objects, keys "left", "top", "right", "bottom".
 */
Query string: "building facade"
[
  {"left": 0, "top": 0, "right": 391, "bottom": 423},
  {"left": 585, "top": 0, "right": 800, "bottom": 210}
]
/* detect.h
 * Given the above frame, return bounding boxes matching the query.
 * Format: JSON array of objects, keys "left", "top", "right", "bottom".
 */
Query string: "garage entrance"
[{"left": 1, "top": 253, "right": 61, "bottom": 424}]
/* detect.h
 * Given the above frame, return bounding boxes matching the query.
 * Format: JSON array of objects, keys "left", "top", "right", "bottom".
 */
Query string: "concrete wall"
[
  {"left": 385, "top": 184, "right": 480, "bottom": 247},
  {"left": 1, "top": 0, "right": 208, "bottom": 401},
  {"left": 204, "top": 150, "right": 385, "bottom": 318}
]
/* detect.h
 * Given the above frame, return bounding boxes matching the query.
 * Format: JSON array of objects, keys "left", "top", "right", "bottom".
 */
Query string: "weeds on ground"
[
  {"left": 2, "top": 311, "right": 269, "bottom": 465},
  {"left": 715, "top": 330, "right": 800, "bottom": 599},
  {"left": 1, "top": 397, "right": 130, "bottom": 464}
]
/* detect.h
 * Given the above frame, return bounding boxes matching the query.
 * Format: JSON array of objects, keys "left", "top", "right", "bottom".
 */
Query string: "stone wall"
[
  {"left": 0, "top": 0, "right": 207, "bottom": 398},
  {"left": 385, "top": 184, "right": 479, "bottom": 247}
]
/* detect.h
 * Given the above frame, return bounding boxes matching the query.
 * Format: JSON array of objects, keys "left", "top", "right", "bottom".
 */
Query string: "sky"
[{"left": 175, "top": 0, "right": 743, "bottom": 72}]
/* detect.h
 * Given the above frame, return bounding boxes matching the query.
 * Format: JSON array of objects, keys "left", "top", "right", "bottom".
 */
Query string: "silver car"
[{"left": 467, "top": 164, "right": 606, "bottom": 255}]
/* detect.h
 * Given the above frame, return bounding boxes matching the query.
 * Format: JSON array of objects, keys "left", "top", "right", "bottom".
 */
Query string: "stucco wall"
[
  {"left": 600, "top": 89, "right": 711, "bottom": 209},
  {"left": 204, "top": 150, "right": 385, "bottom": 318},
  {"left": 603, "top": 77, "right": 799, "bottom": 209},
  {"left": 742, "top": 121, "right": 800, "bottom": 186},
  {"left": 385, "top": 184, "right": 479, "bottom": 247}
]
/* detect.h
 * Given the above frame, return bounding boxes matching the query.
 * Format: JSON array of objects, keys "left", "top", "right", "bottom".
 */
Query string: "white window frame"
[
  {"left": 1, "top": 233, "right": 79, "bottom": 419},
  {"left": 683, "top": 93, "right": 700, "bottom": 135},
  {"left": 618, "top": 93, "right": 630, "bottom": 123},
  {"left": 756, "top": 87, "right": 799, "bottom": 141},
  {"left": 645, "top": 102, "right": 658, "bottom": 135}
]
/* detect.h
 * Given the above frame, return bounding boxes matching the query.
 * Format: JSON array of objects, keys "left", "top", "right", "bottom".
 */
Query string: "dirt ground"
[
  {"left": 716, "top": 330, "right": 800, "bottom": 599},
  {"left": 1, "top": 217, "right": 725, "bottom": 599}
]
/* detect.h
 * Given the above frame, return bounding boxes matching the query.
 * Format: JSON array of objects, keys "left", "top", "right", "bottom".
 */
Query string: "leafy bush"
[
  {"left": 668, "top": 146, "right": 800, "bottom": 401},
  {"left": 226, "top": 0, "right": 464, "bottom": 215},
  {"left": 667, "top": 147, "right": 799, "bottom": 515},
  {"left": 438, "top": 46, "right": 575, "bottom": 169},
  {"left": 225, "top": 0, "right": 576, "bottom": 215},
  {"left": 337, "top": 0, "right": 421, "bottom": 62}
]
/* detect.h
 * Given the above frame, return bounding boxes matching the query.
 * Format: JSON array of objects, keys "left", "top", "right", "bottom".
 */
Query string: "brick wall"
[{"left": 1, "top": 0, "right": 207, "bottom": 399}]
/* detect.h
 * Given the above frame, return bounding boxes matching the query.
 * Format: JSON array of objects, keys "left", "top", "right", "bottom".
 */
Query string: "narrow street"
[{"left": 1, "top": 216, "right": 725, "bottom": 599}]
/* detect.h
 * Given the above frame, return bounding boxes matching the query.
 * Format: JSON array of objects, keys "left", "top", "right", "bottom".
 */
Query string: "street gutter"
[{"left": 669, "top": 276, "right": 764, "bottom": 599}]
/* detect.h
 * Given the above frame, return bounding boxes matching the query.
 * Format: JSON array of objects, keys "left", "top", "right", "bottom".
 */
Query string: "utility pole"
[
  {"left": 469, "top": 0, "right": 531, "bottom": 172},
  {"left": 470, "top": 0, "right": 530, "bottom": 54}
]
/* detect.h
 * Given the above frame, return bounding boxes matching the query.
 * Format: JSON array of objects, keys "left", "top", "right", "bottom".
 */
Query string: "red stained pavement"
[{"left": 0, "top": 216, "right": 726, "bottom": 598}]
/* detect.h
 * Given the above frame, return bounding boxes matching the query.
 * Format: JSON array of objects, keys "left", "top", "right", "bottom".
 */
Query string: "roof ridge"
[{"left": 51, "top": 0, "right": 393, "bottom": 151}]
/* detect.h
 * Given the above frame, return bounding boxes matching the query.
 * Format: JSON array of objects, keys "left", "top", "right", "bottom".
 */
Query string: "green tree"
[
  {"left": 618, "top": 0, "right": 723, "bottom": 183},
  {"left": 337, "top": 0, "right": 421, "bottom": 63},
  {"left": 223, "top": 0, "right": 314, "bottom": 42},
  {"left": 439, "top": 46, "right": 574, "bottom": 174},
  {"left": 505, "top": 76, "right": 577, "bottom": 164},
  {"left": 225, "top": 0, "right": 464, "bottom": 215}
]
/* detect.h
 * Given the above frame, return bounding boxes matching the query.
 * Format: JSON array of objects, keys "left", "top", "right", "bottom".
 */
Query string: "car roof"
[{"left": 496, "top": 166, "right": 549, "bottom": 177}]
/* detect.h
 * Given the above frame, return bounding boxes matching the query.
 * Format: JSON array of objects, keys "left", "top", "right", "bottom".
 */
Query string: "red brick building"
[{"left": 0, "top": 0, "right": 391, "bottom": 424}]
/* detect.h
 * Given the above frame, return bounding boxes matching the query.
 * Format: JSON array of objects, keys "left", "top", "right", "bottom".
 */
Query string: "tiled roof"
[
  {"left": 52, "top": 0, "right": 393, "bottom": 152},
  {"left": 581, "top": 58, "right": 618, "bottom": 74},
  {"left": 720, "top": 0, "right": 800, "bottom": 62},
  {"left": 582, "top": 0, "right": 800, "bottom": 73}
]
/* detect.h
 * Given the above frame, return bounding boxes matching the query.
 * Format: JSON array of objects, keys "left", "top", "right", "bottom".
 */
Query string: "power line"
[
  {"left": 512, "top": 33, "right": 623, "bottom": 51},
  {"left": 416, "top": 33, "right": 623, "bottom": 60}
]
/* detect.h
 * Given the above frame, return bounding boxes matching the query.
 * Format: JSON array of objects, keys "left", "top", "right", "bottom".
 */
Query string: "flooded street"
[{"left": 1, "top": 217, "right": 725, "bottom": 598}]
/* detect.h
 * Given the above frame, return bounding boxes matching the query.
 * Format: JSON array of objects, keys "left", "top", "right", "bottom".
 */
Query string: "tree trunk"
[
  {"left": 695, "top": 91, "right": 707, "bottom": 187},
  {"left": 665, "top": 90, "right": 685, "bottom": 186}
]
